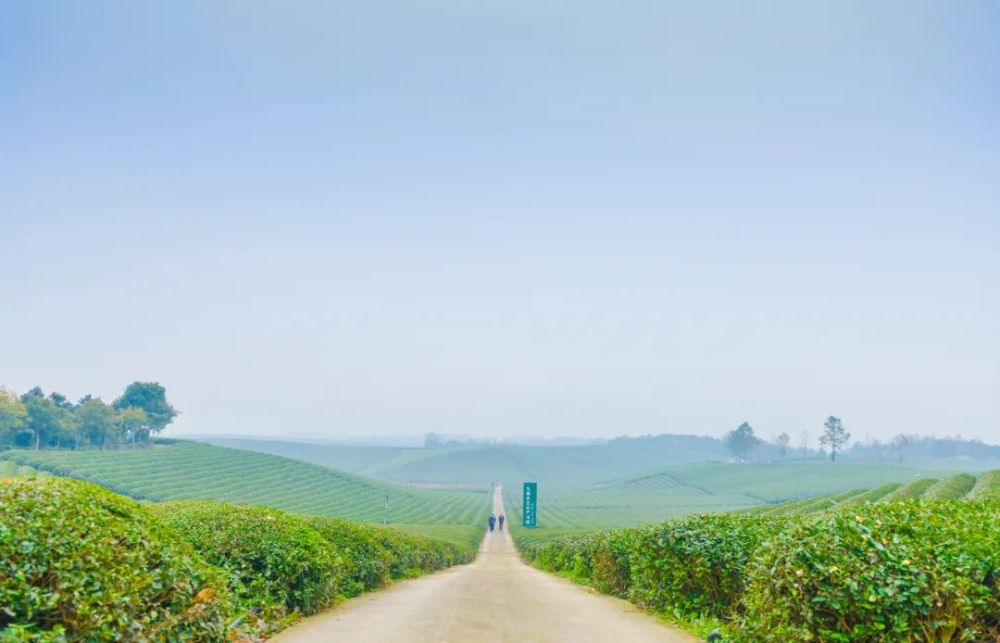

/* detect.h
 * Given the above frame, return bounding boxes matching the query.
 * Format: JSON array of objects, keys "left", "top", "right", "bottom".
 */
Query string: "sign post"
[{"left": 522, "top": 482, "right": 537, "bottom": 528}]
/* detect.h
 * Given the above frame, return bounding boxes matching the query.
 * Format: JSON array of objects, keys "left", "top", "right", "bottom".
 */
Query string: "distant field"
[
  {"left": 1, "top": 442, "right": 489, "bottom": 543},
  {"left": 502, "top": 461, "right": 945, "bottom": 533},
  {"left": 205, "top": 435, "right": 728, "bottom": 486}
]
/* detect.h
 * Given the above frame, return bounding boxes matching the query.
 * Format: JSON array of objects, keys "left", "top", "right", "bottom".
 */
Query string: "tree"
[
  {"left": 775, "top": 432, "right": 791, "bottom": 458},
  {"left": 116, "top": 407, "right": 149, "bottom": 444},
  {"left": 74, "top": 398, "right": 118, "bottom": 449},
  {"left": 891, "top": 433, "right": 910, "bottom": 464},
  {"left": 113, "top": 382, "right": 177, "bottom": 437},
  {"left": 819, "top": 416, "right": 850, "bottom": 461},
  {"left": 20, "top": 388, "right": 74, "bottom": 450},
  {"left": 424, "top": 433, "right": 444, "bottom": 448},
  {"left": 724, "top": 422, "right": 759, "bottom": 462},
  {"left": 0, "top": 387, "right": 27, "bottom": 448}
]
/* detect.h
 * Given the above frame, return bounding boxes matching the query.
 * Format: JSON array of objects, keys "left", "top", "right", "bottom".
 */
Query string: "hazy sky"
[{"left": 2, "top": 1, "right": 997, "bottom": 443}]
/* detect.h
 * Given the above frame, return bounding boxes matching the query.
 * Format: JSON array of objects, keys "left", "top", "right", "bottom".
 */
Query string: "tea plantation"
[
  {"left": 517, "top": 469, "right": 1000, "bottom": 641},
  {"left": 0, "top": 476, "right": 474, "bottom": 640},
  {"left": 0, "top": 441, "right": 489, "bottom": 546},
  {"left": 500, "top": 461, "right": 943, "bottom": 533}
]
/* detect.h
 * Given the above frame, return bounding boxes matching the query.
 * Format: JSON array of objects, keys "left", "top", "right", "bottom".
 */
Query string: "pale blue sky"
[{"left": 1, "top": 1, "right": 997, "bottom": 442}]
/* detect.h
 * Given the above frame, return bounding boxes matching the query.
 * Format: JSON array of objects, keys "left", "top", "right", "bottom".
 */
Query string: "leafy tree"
[
  {"left": 775, "top": 432, "right": 791, "bottom": 458},
  {"left": 113, "top": 382, "right": 177, "bottom": 435},
  {"left": 117, "top": 407, "right": 149, "bottom": 444},
  {"left": 724, "top": 422, "right": 759, "bottom": 462},
  {"left": 74, "top": 398, "right": 118, "bottom": 449},
  {"left": 891, "top": 433, "right": 910, "bottom": 464},
  {"left": 0, "top": 387, "right": 28, "bottom": 448},
  {"left": 819, "top": 416, "right": 850, "bottom": 461},
  {"left": 20, "top": 388, "right": 75, "bottom": 449}
]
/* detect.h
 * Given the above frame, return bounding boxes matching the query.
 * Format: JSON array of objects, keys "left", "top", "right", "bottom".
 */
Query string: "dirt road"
[{"left": 273, "top": 486, "right": 695, "bottom": 643}]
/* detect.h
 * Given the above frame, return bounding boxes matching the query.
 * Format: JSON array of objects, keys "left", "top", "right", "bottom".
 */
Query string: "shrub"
[
  {"left": 149, "top": 501, "right": 340, "bottom": 632},
  {"left": 881, "top": 477, "right": 938, "bottom": 501},
  {"left": 837, "top": 482, "right": 902, "bottom": 507},
  {"left": 739, "top": 499, "right": 1000, "bottom": 641},
  {"left": 0, "top": 477, "right": 228, "bottom": 641},
  {"left": 300, "top": 517, "right": 394, "bottom": 596},
  {"left": 966, "top": 470, "right": 1000, "bottom": 500},
  {"left": 922, "top": 473, "right": 977, "bottom": 500},
  {"left": 626, "top": 513, "right": 784, "bottom": 619}
]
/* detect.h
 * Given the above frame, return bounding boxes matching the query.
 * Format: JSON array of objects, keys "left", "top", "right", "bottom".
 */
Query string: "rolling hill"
[
  {"left": 0, "top": 442, "right": 489, "bottom": 545},
  {"left": 204, "top": 434, "right": 728, "bottom": 486}
]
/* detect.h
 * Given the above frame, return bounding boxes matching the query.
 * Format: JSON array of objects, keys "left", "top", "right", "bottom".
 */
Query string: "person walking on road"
[
  {"left": 498, "top": 514, "right": 505, "bottom": 531},
  {"left": 488, "top": 514, "right": 496, "bottom": 532}
]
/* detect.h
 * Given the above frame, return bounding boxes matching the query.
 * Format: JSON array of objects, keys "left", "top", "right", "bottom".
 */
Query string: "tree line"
[
  {"left": 725, "top": 416, "right": 850, "bottom": 462},
  {"left": 0, "top": 382, "right": 177, "bottom": 450}
]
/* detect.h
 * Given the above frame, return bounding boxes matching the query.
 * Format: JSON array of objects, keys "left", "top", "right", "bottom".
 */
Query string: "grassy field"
[{"left": 1, "top": 442, "right": 488, "bottom": 545}]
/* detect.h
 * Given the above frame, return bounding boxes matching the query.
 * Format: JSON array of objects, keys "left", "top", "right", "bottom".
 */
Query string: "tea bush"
[
  {"left": 921, "top": 473, "right": 977, "bottom": 500},
  {"left": 520, "top": 498, "right": 1000, "bottom": 640},
  {"left": 626, "top": 513, "right": 784, "bottom": 619},
  {"left": 0, "top": 477, "right": 228, "bottom": 640},
  {"left": 739, "top": 500, "right": 1000, "bottom": 641},
  {"left": 301, "top": 516, "right": 471, "bottom": 597},
  {"left": 148, "top": 500, "right": 340, "bottom": 632},
  {"left": 881, "top": 477, "right": 938, "bottom": 501},
  {"left": 966, "top": 470, "right": 1000, "bottom": 500}
]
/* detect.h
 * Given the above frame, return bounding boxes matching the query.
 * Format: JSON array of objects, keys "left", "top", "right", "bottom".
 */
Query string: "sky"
[{"left": 1, "top": 1, "right": 998, "bottom": 444}]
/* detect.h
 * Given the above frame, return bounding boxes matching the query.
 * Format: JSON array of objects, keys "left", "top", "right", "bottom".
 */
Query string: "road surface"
[{"left": 273, "top": 486, "right": 695, "bottom": 643}]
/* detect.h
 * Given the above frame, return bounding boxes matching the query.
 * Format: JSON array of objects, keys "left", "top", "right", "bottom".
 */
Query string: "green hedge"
[
  {"left": 881, "top": 477, "right": 939, "bottom": 501},
  {"left": 741, "top": 500, "right": 1000, "bottom": 641},
  {"left": 520, "top": 499, "right": 1000, "bottom": 640},
  {"left": 966, "top": 470, "right": 1000, "bottom": 500},
  {"left": 0, "top": 477, "right": 228, "bottom": 640},
  {"left": 3, "top": 478, "right": 476, "bottom": 640},
  {"left": 300, "top": 516, "right": 471, "bottom": 598},
  {"left": 148, "top": 500, "right": 340, "bottom": 632},
  {"left": 921, "top": 473, "right": 977, "bottom": 500}
]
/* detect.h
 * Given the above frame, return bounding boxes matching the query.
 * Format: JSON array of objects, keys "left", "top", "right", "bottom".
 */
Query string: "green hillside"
[
  {"left": 1, "top": 442, "right": 489, "bottom": 542},
  {"left": 743, "top": 470, "right": 1000, "bottom": 518},
  {"left": 205, "top": 435, "right": 727, "bottom": 486}
]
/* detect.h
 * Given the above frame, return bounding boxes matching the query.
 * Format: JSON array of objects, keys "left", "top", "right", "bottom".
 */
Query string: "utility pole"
[{"left": 383, "top": 493, "right": 390, "bottom": 525}]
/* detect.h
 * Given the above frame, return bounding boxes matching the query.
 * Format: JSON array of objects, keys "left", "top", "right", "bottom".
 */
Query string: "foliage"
[
  {"left": 147, "top": 500, "right": 340, "bottom": 632},
  {"left": 113, "top": 381, "right": 178, "bottom": 434},
  {"left": 0, "top": 477, "right": 228, "bottom": 640},
  {"left": 518, "top": 475, "right": 1000, "bottom": 641},
  {"left": 967, "top": 470, "right": 1000, "bottom": 500},
  {"left": 881, "top": 477, "right": 939, "bottom": 501},
  {"left": 819, "top": 416, "right": 850, "bottom": 461},
  {"left": 4, "top": 441, "right": 490, "bottom": 527},
  {"left": 0, "top": 382, "right": 173, "bottom": 450},
  {"left": 301, "top": 516, "right": 472, "bottom": 598},
  {"left": 921, "top": 473, "right": 977, "bottom": 500},
  {"left": 0, "top": 388, "right": 27, "bottom": 448},
  {"left": 724, "top": 422, "right": 759, "bottom": 462},
  {"left": 739, "top": 500, "right": 1000, "bottom": 641}
]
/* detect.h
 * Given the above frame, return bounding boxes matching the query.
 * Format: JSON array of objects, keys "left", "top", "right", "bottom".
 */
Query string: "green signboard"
[{"left": 522, "top": 482, "right": 537, "bottom": 528}]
